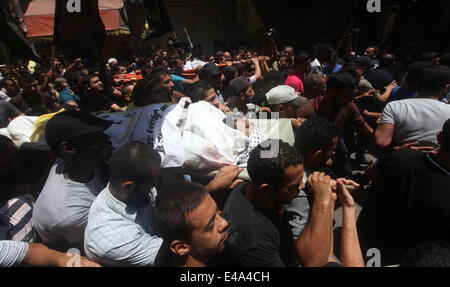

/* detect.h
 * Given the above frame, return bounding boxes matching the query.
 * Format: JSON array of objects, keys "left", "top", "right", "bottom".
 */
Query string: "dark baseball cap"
[
  {"left": 230, "top": 77, "right": 252, "bottom": 96},
  {"left": 45, "top": 110, "right": 113, "bottom": 148},
  {"left": 199, "top": 63, "right": 221, "bottom": 78},
  {"left": 354, "top": 56, "right": 372, "bottom": 67}
]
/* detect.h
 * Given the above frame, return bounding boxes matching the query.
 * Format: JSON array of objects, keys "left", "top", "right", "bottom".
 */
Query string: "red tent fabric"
[{"left": 24, "top": 0, "right": 129, "bottom": 38}]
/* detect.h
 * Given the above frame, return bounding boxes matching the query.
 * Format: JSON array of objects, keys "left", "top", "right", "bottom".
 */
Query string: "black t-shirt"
[
  {"left": 215, "top": 183, "right": 291, "bottom": 267},
  {"left": 79, "top": 91, "right": 114, "bottom": 112},
  {"left": 363, "top": 150, "right": 450, "bottom": 264}
]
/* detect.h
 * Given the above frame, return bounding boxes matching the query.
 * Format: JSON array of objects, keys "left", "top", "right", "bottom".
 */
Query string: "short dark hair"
[
  {"left": 154, "top": 181, "right": 208, "bottom": 244},
  {"left": 294, "top": 51, "right": 312, "bottom": 66},
  {"left": 367, "top": 45, "right": 380, "bottom": 56},
  {"left": 81, "top": 74, "right": 97, "bottom": 87},
  {"left": 18, "top": 74, "right": 35, "bottom": 86},
  {"left": 223, "top": 66, "right": 237, "bottom": 80},
  {"left": 327, "top": 72, "right": 358, "bottom": 92},
  {"left": 400, "top": 241, "right": 450, "bottom": 267},
  {"left": 295, "top": 118, "right": 339, "bottom": 157},
  {"left": 379, "top": 53, "right": 396, "bottom": 68},
  {"left": 109, "top": 142, "right": 161, "bottom": 190},
  {"left": 405, "top": 61, "right": 435, "bottom": 84},
  {"left": 132, "top": 68, "right": 170, "bottom": 107},
  {"left": 417, "top": 65, "right": 450, "bottom": 96},
  {"left": 247, "top": 139, "right": 304, "bottom": 186},
  {"left": 304, "top": 74, "right": 322, "bottom": 89},
  {"left": 185, "top": 80, "right": 213, "bottom": 103},
  {"left": 341, "top": 62, "right": 363, "bottom": 78},
  {"left": 64, "top": 71, "right": 83, "bottom": 86}
]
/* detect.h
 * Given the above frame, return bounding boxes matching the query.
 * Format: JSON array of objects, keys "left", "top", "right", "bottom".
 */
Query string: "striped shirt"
[
  {"left": 0, "top": 194, "right": 37, "bottom": 242},
  {"left": 0, "top": 241, "right": 28, "bottom": 267},
  {"left": 84, "top": 185, "right": 163, "bottom": 267}
]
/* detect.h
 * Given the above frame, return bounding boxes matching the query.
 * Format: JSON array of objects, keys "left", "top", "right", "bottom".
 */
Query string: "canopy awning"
[{"left": 24, "top": 0, "right": 130, "bottom": 38}]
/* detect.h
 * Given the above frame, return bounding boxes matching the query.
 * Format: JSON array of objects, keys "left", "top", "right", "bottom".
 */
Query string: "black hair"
[
  {"left": 247, "top": 139, "right": 304, "bottom": 186},
  {"left": 304, "top": 74, "right": 322, "bottom": 89},
  {"left": 132, "top": 68, "right": 170, "bottom": 107},
  {"left": 154, "top": 181, "right": 208, "bottom": 244},
  {"left": 234, "top": 63, "right": 245, "bottom": 77},
  {"left": 18, "top": 74, "right": 35, "bottom": 86},
  {"left": 185, "top": 81, "right": 213, "bottom": 103},
  {"left": 367, "top": 45, "right": 380, "bottom": 57},
  {"left": 327, "top": 72, "right": 358, "bottom": 92},
  {"left": 417, "top": 65, "right": 450, "bottom": 96},
  {"left": 379, "top": 54, "right": 396, "bottom": 68},
  {"left": 294, "top": 51, "right": 312, "bottom": 66},
  {"left": 405, "top": 61, "right": 435, "bottom": 84},
  {"left": 341, "top": 63, "right": 363, "bottom": 78},
  {"left": 295, "top": 118, "right": 339, "bottom": 157},
  {"left": 64, "top": 71, "right": 83, "bottom": 86},
  {"left": 316, "top": 43, "right": 333, "bottom": 60},
  {"left": 223, "top": 66, "right": 237, "bottom": 81},
  {"left": 109, "top": 142, "right": 161, "bottom": 190},
  {"left": 400, "top": 241, "right": 450, "bottom": 267},
  {"left": 81, "top": 74, "right": 97, "bottom": 87}
]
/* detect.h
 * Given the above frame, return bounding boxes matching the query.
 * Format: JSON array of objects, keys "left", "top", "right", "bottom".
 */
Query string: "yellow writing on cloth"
[
  {"left": 30, "top": 108, "right": 66, "bottom": 143},
  {"left": 237, "top": 0, "right": 264, "bottom": 35}
]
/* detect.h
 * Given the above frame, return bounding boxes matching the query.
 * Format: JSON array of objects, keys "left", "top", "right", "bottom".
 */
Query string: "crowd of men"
[{"left": 0, "top": 37, "right": 449, "bottom": 267}]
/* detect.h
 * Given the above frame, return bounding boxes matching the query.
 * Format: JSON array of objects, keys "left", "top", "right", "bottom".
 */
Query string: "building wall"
[{"left": 163, "top": 0, "right": 224, "bottom": 53}]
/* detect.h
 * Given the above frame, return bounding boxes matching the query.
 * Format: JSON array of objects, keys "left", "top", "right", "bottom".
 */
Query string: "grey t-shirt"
[
  {"left": 380, "top": 98, "right": 450, "bottom": 148},
  {"left": 32, "top": 159, "right": 108, "bottom": 250}
]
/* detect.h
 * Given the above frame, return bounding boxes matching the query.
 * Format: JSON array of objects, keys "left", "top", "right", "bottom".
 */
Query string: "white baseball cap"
[{"left": 266, "top": 85, "right": 308, "bottom": 107}]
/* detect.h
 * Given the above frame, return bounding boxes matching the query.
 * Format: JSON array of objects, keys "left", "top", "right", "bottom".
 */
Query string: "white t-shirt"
[
  {"left": 0, "top": 241, "right": 28, "bottom": 267},
  {"left": 32, "top": 159, "right": 108, "bottom": 249},
  {"left": 380, "top": 98, "right": 450, "bottom": 147}
]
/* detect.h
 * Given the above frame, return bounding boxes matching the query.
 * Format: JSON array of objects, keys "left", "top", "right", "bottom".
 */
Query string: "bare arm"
[
  {"left": 296, "top": 172, "right": 335, "bottom": 267},
  {"left": 374, "top": 123, "right": 395, "bottom": 148},
  {"left": 377, "top": 81, "right": 398, "bottom": 103},
  {"left": 205, "top": 166, "right": 244, "bottom": 210},
  {"left": 336, "top": 181, "right": 364, "bottom": 267},
  {"left": 251, "top": 58, "right": 263, "bottom": 81},
  {"left": 22, "top": 243, "right": 100, "bottom": 267}
]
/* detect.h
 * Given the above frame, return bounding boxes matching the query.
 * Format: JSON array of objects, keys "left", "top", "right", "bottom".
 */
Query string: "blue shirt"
[
  {"left": 323, "top": 64, "right": 343, "bottom": 75},
  {"left": 171, "top": 74, "right": 185, "bottom": 93},
  {"left": 58, "top": 87, "right": 80, "bottom": 104},
  {"left": 388, "top": 86, "right": 418, "bottom": 103}
]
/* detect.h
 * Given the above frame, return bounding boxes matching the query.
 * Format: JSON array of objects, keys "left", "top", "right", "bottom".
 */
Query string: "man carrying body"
[
  {"left": 154, "top": 181, "right": 229, "bottom": 267},
  {"left": 32, "top": 111, "right": 113, "bottom": 251}
]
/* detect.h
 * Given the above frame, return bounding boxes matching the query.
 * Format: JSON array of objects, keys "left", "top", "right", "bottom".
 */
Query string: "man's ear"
[
  {"left": 170, "top": 240, "right": 190, "bottom": 256},
  {"left": 59, "top": 142, "right": 76, "bottom": 155},
  {"left": 313, "top": 149, "right": 323, "bottom": 159},
  {"left": 259, "top": 183, "right": 273, "bottom": 195},
  {"left": 120, "top": 181, "right": 136, "bottom": 193}
]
